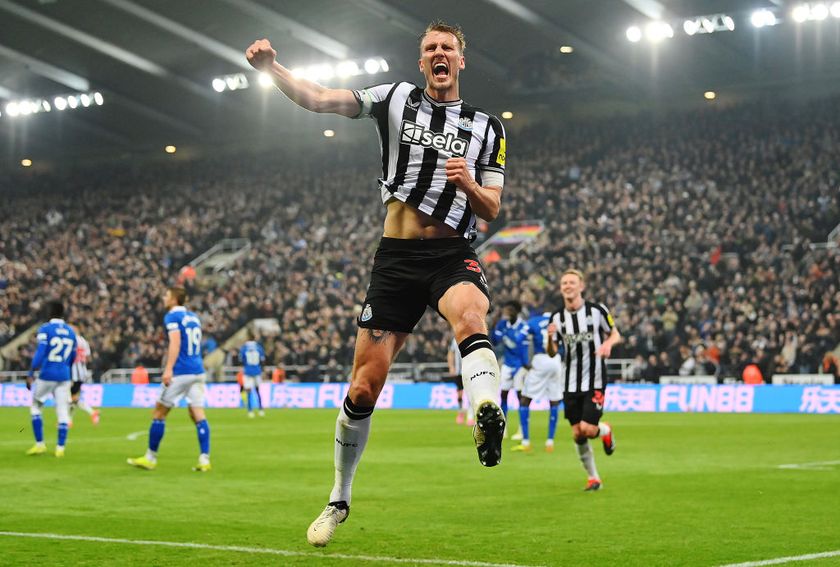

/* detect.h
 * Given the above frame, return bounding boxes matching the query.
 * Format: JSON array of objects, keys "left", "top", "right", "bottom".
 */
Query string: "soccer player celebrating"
[
  {"left": 128, "top": 287, "right": 211, "bottom": 472},
  {"left": 247, "top": 20, "right": 507, "bottom": 547},
  {"left": 26, "top": 300, "right": 77, "bottom": 457},
  {"left": 239, "top": 334, "right": 266, "bottom": 418},
  {"left": 69, "top": 327, "right": 100, "bottom": 426},
  {"left": 490, "top": 300, "right": 529, "bottom": 436},
  {"left": 512, "top": 310, "right": 564, "bottom": 453},
  {"left": 547, "top": 270, "right": 620, "bottom": 491}
]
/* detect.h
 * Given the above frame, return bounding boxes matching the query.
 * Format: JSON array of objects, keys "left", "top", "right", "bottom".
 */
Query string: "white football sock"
[
  {"left": 76, "top": 401, "right": 94, "bottom": 415},
  {"left": 145, "top": 449, "right": 157, "bottom": 462},
  {"left": 329, "top": 404, "right": 372, "bottom": 505},
  {"left": 598, "top": 423, "right": 611, "bottom": 437},
  {"left": 575, "top": 441, "right": 599, "bottom": 479},
  {"left": 460, "top": 347, "right": 501, "bottom": 413}
]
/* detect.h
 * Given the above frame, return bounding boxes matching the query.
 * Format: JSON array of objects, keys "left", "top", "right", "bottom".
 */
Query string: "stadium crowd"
[{"left": 1, "top": 95, "right": 838, "bottom": 383}]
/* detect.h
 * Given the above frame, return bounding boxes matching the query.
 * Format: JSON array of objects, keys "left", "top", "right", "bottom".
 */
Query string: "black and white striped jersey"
[
  {"left": 352, "top": 82, "right": 506, "bottom": 240},
  {"left": 551, "top": 301, "right": 615, "bottom": 393}
]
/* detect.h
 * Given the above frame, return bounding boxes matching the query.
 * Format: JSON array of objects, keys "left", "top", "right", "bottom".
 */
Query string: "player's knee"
[
  {"left": 56, "top": 405, "right": 70, "bottom": 424},
  {"left": 30, "top": 404, "right": 42, "bottom": 417},
  {"left": 348, "top": 378, "right": 380, "bottom": 407},
  {"left": 453, "top": 309, "right": 486, "bottom": 337},
  {"left": 573, "top": 434, "right": 587, "bottom": 445}
]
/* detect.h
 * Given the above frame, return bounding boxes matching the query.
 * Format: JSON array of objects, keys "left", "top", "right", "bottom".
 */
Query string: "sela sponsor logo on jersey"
[
  {"left": 563, "top": 332, "right": 594, "bottom": 347},
  {"left": 399, "top": 120, "right": 468, "bottom": 157},
  {"left": 360, "top": 304, "right": 373, "bottom": 322}
]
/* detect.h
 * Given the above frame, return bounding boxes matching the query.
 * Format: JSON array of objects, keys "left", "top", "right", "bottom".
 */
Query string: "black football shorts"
[
  {"left": 563, "top": 389, "right": 605, "bottom": 425},
  {"left": 357, "top": 237, "right": 491, "bottom": 333}
]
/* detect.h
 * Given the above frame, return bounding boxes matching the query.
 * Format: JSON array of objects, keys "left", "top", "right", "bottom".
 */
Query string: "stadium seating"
[{"left": 2, "top": 97, "right": 838, "bottom": 382}]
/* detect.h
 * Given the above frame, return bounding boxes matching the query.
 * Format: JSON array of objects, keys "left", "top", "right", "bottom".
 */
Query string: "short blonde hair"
[
  {"left": 561, "top": 269, "right": 585, "bottom": 283},
  {"left": 419, "top": 20, "right": 466, "bottom": 53}
]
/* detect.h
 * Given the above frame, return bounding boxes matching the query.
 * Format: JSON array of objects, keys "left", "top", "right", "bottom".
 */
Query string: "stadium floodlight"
[
  {"left": 323, "top": 129, "right": 335, "bottom": 138},
  {"left": 364, "top": 58, "right": 380, "bottom": 74},
  {"left": 211, "top": 58, "right": 387, "bottom": 93},
  {"left": 832, "top": 1, "right": 840, "bottom": 17},
  {"left": 683, "top": 14, "right": 736, "bottom": 35},
  {"left": 501, "top": 111, "right": 513, "bottom": 119},
  {"left": 704, "top": 91, "right": 716, "bottom": 100},
  {"left": 257, "top": 72, "right": 274, "bottom": 88},
  {"left": 683, "top": 19, "right": 699, "bottom": 35},
  {"left": 626, "top": 25, "right": 642, "bottom": 42},
  {"left": 335, "top": 60, "right": 360, "bottom": 78},
  {"left": 0, "top": 91, "right": 102, "bottom": 120},
  {"left": 165, "top": 145, "right": 176, "bottom": 154},
  {"left": 751, "top": 9, "right": 777, "bottom": 27},
  {"left": 792, "top": 4, "right": 810, "bottom": 22},
  {"left": 811, "top": 3, "right": 829, "bottom": 19},
  {"left": 645, "top": 21, "right": 674, "bottom": 42},
  {"left": 21, "top": 158, "right": 32, "bottom": 167},
  {"left": 559, "top": 45, "right": 574, "bottom": 53}
]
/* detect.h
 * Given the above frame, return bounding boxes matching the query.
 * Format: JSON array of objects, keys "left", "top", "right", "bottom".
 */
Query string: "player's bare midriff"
[{"left": 383, "top": 199, "right": 462, "bottom": 240}]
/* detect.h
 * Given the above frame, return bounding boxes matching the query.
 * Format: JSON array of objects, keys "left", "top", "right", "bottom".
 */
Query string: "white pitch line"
[
  {"left": 0, "top": 532, "right": 546, "bottom": 567},
  {"left": 776, "top": 460, "right": 840, "bottom": 471},
  {"left": 125, "top": 430, "right": 146, "bottom": 441},
  {"left": 718, "top": 550, "right": 840, "bottom": 566}
]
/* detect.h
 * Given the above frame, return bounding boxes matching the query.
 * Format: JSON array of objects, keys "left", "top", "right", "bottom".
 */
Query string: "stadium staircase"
[
  {"left": 0, "top": 323, "right": 39, "bottom": 372},
  {"left": 189, "top": 238, "right": 251, "bottom": 287}
]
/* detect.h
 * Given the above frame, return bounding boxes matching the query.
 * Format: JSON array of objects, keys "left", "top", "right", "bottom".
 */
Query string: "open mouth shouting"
[{"left": 432, "top": 61, "right": 450, "bottom": 80}]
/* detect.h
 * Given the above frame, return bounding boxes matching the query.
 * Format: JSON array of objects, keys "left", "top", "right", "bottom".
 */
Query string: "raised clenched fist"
[{"left": 246, "top": 38, "right": 277, "bottom": 71}]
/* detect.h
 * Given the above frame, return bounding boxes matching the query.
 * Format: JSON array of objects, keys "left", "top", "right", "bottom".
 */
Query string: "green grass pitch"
[{"left": 0, "top": 407, "right": 838, "bottom": 566}]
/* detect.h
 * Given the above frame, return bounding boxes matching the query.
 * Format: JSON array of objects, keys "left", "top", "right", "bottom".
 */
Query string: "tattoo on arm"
[{"left": 366, "top": 329, "right": 392, "bottom": 344}]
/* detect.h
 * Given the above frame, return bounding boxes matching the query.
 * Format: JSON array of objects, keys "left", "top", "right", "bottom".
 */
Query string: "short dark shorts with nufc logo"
[
  {"left": 563, "top": 389, "right": 605, "bottom": 425},
  {"left": 358, "top": 236, "right": 490, "bottom": 333}
]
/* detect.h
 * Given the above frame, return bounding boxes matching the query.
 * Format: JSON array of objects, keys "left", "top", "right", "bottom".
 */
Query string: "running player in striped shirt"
[
  {"left": 69, "top": 327, "right": 100, "bottom": 426},
  {"left": 548, "top": 270, "right": 621, "bottom": 491},
  {"left": 247, "top": 20, "right": 507, "bottom": 547}
]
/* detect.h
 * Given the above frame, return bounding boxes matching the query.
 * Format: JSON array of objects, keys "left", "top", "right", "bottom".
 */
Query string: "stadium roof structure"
[{"left": 1, "top": 0, "right": 840, "bottom": 163}]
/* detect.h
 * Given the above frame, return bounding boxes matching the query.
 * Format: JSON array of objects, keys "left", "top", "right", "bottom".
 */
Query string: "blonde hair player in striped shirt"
[{"left": 548, "top": 269, "right": 621, "bottom": 491}]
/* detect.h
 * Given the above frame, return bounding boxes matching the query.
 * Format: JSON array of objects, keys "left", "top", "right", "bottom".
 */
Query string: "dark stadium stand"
[{"left": 2, "top": 97, "right": 838, "bottom": 382}]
